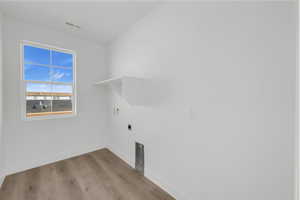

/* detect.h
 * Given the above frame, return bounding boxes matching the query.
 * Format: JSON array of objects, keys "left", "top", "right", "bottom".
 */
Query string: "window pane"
[
  {"left": 26, "top": 99, "right": 52, "bottom": 114},
  {"left": 24, "top": 64, "right": 51, "bottom": 82},
  {"left": 24, "top": 45, "right": 50, "bottom": 65},
  {"left": 52, "top": 84, "right": 72, "bottom": 94},
  {"left": 52, "top": 97, "right": 72, "bottom": 112},
  {"left": 52, "top": 84, "right": 72, "bottom": 112},
  {"left": 52, "top": 51, "right": 73, "bottom": 67},
  {"left": 26, "top": 83, "right": 52, "bottom": 115},
  {"left": 50, "top": 67, "right": 73, "bottom": 83},
  {"left": 26, "top": 83, "right": 73, "bottom": 116},
  {"left": 26, "top": 82, "right": 52, "bottom": 93}
]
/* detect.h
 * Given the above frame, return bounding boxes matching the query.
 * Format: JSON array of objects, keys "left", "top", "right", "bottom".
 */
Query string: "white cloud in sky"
[{"left": 50, "top": 71, "right": 64, "bottom": 81}]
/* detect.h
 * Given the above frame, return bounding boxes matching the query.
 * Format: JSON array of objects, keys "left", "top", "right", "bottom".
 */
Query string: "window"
[{"left": 21, "top": 41, "right": 76, "bottom": 119}]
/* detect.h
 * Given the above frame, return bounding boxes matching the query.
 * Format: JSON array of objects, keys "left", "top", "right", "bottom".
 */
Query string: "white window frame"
[{"left": 20, "top": 40, "right": 77, "bottom": 120}]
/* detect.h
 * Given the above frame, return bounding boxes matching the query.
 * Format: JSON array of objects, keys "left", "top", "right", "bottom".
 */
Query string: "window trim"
[{"left": 20, "top": 40, "right": 77, "bottom": 120}]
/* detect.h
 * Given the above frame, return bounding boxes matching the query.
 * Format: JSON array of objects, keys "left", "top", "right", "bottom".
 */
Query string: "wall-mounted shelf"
[
  {"left": 95, "top": 76, "right": 145, "bottom": 105},
  {"left": 95, "top": 76, "right": 164, "bottom": 106},
  {"left": 94, "top": 76, "right": 124, "bottom": 86},
  {"left": 94, "top": 76, "right": 142, "bottom": 86}
]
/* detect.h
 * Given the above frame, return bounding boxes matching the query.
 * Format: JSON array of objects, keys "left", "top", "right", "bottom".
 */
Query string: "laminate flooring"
[{"left": 0, "top": 148, "right": 175, "bottom": 200}]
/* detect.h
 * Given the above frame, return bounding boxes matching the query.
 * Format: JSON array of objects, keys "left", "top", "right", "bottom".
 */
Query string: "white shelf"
[
  {"left": 94, "top": 76, "right": 146, "bottom": 105},
  {"left": 94, "top": 76, "right": 124, "bottom": 85}
]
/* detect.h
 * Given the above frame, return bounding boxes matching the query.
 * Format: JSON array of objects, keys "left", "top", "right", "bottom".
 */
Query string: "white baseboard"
[
  {"left": 145, "top": 169, "right": 187, "bottom": 200},
  {"left": 0, "top": 176, "right": 5, "bottom": 188},
  {"left": 107, "top": 145, "right": 132, "bottom": 167},
  {"left": 107, "top": 146, "right": 186, "bottom": 200},
  {"left": 5, "top": 144, "right": 106, "bottom": 175}
]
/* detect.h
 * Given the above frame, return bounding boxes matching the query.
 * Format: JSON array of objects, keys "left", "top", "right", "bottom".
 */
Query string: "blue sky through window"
[
  {"left": 24, "top": 64, "right": 51, "bottom": 82},
  {"left": 52, "top": 51, "right": 73, "bottom": 67},
  {"left": 24, "top": 45, "right": 50, "bottom": 65},
  {"left": 26, "top": 83, "right": 72, "bottom": 93},
  {"left": 52, "top": 84, "right": 72, "bottom": 93},
  {"left": 50, "top": 68, "right": 73, "bottom": 83},
  {"left": 24, "top": 45, "right": 73, "bottom": 93}
]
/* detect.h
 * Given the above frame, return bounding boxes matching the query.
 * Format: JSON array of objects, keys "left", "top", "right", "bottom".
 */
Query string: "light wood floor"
[{"left": 0, "top": 148, "right": 175, "bottom": 200}]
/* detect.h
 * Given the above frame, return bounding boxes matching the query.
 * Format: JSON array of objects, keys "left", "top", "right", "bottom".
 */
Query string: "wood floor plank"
[
  {"left": 0, "top": 148, "right": 175, "bottom": 200},
  {"left": 53, "top": 159, "right": 85, "bottom": 200},
  {"left": 0, "top": 172, "right": 26, "bottom": 200},
  {"left": 36, "top": 163, "right": 57, "bottom": 200},
  {"left": 23, "top": 167, "right": 42, "bottom": 200},
  {"left": 91, "top": 149, "right": 175, "bottom": 200},
  {"left": 67, "top": 155, "right": 119, "bottom": 200},
  {"left": 90, "top": 152, "right": 153, "bottom": 200}
]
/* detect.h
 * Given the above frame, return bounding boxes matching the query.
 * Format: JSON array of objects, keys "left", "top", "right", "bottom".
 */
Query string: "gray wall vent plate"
[{"left": 135, "top": 142, "right": 144, "bottom": 175}]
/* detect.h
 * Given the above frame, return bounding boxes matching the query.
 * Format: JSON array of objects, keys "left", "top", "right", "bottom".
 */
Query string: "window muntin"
[{"left": 21, "top": 42, "right": 76, "bottom": 119}]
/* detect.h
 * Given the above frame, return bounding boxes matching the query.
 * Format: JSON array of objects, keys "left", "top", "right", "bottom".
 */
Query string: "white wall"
[
  {"left": 2, "top": 17, "right": 109, "bottom": 175},
  {"left": 108, "top": 2, "right": 297, "bottom": 200}
]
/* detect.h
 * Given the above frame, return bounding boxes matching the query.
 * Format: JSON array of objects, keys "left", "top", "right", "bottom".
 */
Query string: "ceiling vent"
[{"left": 65, "top": 22, "right": 81, "bottom": 29}]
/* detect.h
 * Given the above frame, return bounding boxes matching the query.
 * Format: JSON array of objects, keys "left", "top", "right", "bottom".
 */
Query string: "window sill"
[{"left": 23, "top": 111, "right": 76, "bottom": 121}]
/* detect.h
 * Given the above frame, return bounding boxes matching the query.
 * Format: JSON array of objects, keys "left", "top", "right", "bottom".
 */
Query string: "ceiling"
[{"left": 0, "top": 1, "right": 161, "bottom": 44}]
